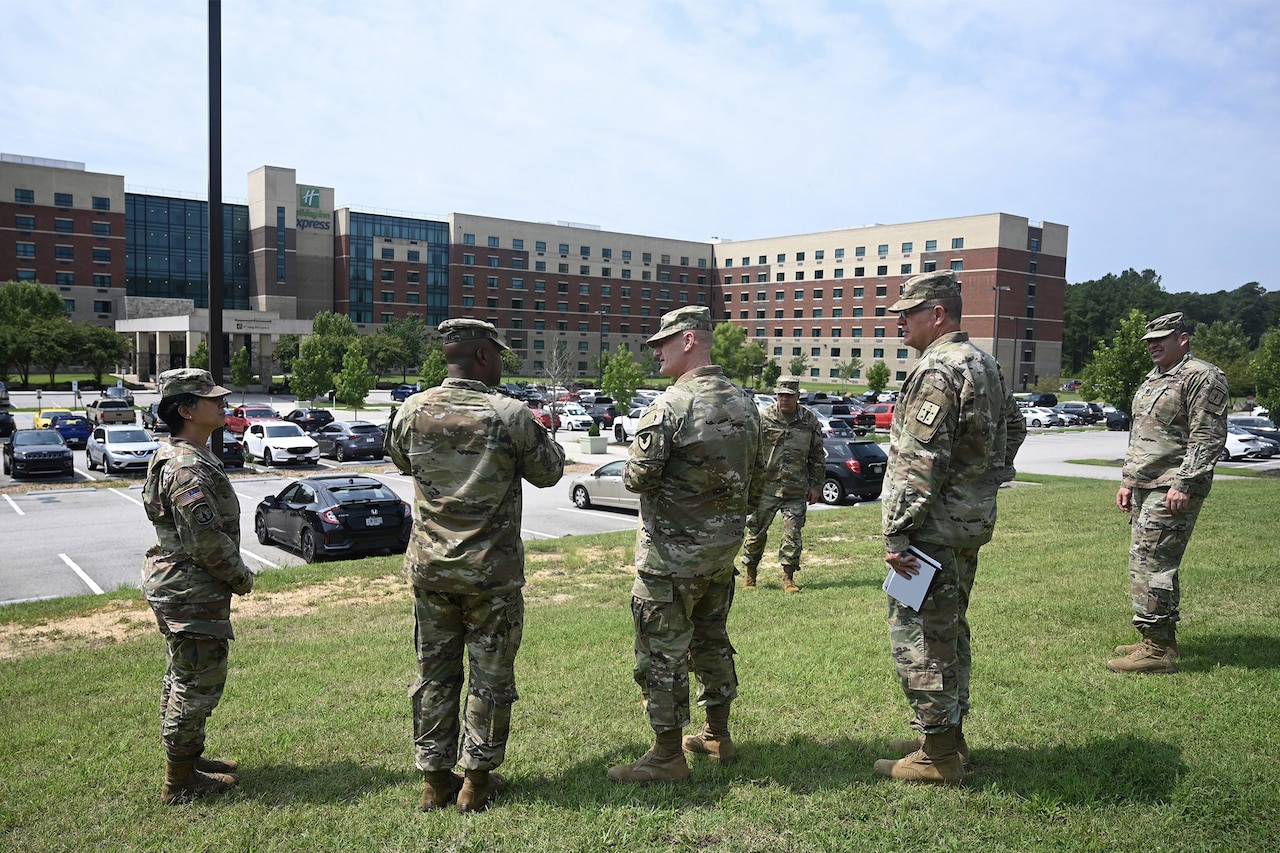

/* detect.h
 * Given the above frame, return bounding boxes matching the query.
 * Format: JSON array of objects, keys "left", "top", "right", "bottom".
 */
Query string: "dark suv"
[
  {"left": 281, "top": 408, "right": 335, "bottom": 433},
  {"left": 820, "top": 438, "right": 888, "bottom": 504}
]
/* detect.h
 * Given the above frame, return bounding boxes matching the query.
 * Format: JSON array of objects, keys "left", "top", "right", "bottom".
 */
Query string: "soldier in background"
[
  {"left": 1109, "top": 312, "right": 1227, "bottom": 674},
  {"left": 389, "top": 318, "right": 564, "bottom": 812},
  {"left": 608, "top": 306, "right": 760, "bottom": 784},
  {"left": 143, "top": 368, "right": 254, "bottom": 804},
  {"left": 876, "top": 271, "right": 1024, "bottom": 785},
  {"left": 740, "top": 376, "right": 825, "bottom": 592}
]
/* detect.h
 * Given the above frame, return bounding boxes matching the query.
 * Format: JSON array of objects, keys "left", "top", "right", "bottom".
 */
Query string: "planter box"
[{"left": 579, "top": 435, "right": 609, "bottom": 454}]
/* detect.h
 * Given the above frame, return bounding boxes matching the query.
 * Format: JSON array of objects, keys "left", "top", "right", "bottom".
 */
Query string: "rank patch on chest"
[
  {"left": 176, "top": 485, "right": 205, "bottom": 506},
  {"left": 916, "top": 401, "right": 941, "bottom": 427}
]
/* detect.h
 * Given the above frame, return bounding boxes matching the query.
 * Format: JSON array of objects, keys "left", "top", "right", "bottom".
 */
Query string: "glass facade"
[
  {"left": 346, "top": 212, "right": 449, "bottom": 325},
  {"left": 125, "top": 194, "right": 250, "bottom": 309}
]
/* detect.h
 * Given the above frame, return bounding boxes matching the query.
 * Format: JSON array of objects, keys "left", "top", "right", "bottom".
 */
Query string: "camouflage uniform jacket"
[
  {"left": 142, "top": 437, "right": 253, "bottom": 638},
  {"left": 389, "top": 378, "right": 565, "bottom": 594},
  {"left": 1122, "top": 352, "right": 1228, "bottom": 495},
  {"left": 624, "top": 365, "right": 761, "bottom": 578},
  {"left": 755, "top": 403, "right": 825, "bottom": 501},
  {"left": 882, "top": 332, "right": 1025, "bottom": 554}
]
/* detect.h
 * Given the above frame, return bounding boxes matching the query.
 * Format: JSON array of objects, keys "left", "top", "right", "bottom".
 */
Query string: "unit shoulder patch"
[{"left": 904, "top": 388, "right": 953, "bottom": 443}]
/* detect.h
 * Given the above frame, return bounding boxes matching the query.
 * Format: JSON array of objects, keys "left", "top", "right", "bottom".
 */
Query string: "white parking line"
[
  {"left": 59, "top": 553, "right": 104, "bottom": 595},
  {"left": 241, "top": 549, "right": 279, "bottom": 568},
  {"left": 77, "top": 467, "right": 100, "bottom": 481},
  {"left": 108, "top": 488, "right": 145, "bottom": 507},
  {"left": 521, "top": 528, "right": 560, "bottom": 539},
  {"left": 3, "top": 494, "right": 23, "bottom": 516}
]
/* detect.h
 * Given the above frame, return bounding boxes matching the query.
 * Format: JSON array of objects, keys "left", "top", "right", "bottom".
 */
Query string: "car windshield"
[
  {"left": 350, "top": 424, "right": 381, "bottom": 435},
  {"left": 100, "top": 400, "right": 129, "bottom": 408},
  {"left": 246, "top": 409, "right": 275, "bottom": 418},
  {"left": 55, "top": 417, "right": 88, "bottom": 426},
  {"left": 17, "top": 432, "right": 65, "bottom": 446},
  {"left": 108, "top": 429, "right": 151, "bottom": 443},
  {"left": 265, "top": 424, "right": 305, "bottom": 438}
]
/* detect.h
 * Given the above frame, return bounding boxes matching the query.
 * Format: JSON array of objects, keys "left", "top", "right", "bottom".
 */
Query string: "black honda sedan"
[{"left": 254, "top": 474, "right": 411, "bottom": 563}]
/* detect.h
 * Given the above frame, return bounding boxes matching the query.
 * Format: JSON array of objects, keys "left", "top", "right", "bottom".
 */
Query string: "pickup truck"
[
  {"left": 612, "top": 406, "right": 649, "bottom": 443},
  {"left": 85, "top": 398, "right": 136, "bottom": 426},
  {"left": 225, "top": 404, "right": 279, "bottom": 436}
]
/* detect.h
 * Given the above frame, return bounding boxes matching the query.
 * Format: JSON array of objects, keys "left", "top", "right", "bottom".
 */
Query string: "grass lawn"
[{"left": 2, "top": 475, "right": 1277, "bottom": 851}]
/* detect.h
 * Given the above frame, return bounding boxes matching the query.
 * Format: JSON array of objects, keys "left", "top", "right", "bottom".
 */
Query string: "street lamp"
[
  {"left": 597, "top": 310, "right": 607, "bottom": 388},
  {"left": 991, "top": 286, "right": 1011, "bottom": 374}
]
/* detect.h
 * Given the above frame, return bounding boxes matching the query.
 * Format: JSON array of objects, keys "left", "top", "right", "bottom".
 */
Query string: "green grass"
[{"left": 2, "top": 476, "right": 1278, "bottom": 851}]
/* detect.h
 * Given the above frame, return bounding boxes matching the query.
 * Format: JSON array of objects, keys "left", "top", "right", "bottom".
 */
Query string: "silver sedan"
[{"left": 567, "top": 460, "right": 639, "bottom": 512}]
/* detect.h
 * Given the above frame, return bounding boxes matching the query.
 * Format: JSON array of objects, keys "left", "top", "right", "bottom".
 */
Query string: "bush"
[{"left": 587, "top": 420, "right": 601, "bottom": 436}]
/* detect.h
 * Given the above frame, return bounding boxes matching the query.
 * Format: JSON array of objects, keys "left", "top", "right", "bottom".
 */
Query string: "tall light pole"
[
  {"left": 991, "top": 285, "right": 1011, "bottom": 374},
  {"left": 597, "top": 310, "right": 607, "bottom": 388}
]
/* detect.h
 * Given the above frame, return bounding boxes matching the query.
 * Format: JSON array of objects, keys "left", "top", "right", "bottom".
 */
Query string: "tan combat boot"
[
  {"left": 1107, "top": 638, "right": 1177, "bottom": 674},
  {"left": 607, "top": 730, "right": 691, "bottom": 784},
  {"left": 420, "top": 769, "right": 463, "bottom": 811},
  {"left": 456, "top": 769, "right": 507, "bottom": 813},
  {"left": 195, "top": 755, "right": 239, "bottom": 775},
  {"left": 889, "top": 722, "right": 972, "bottom": 772},
  {"left": 682, "top": 704, "right": 738, "bottom": 765},
  {"left": 1114, "top": 637, "right": 1181, "bottom": 661},
  {"left": 160, "top": 755, "right": 238, "bottom": 804},
  {"left": 874, "top": 728, "right": 965, "bottom": 785},
  {"left": 781, "top": 570, "right": 800, "bottom": 593}
]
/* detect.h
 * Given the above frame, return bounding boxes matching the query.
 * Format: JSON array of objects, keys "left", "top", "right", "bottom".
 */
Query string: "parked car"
[
  {"left": 254, "top": 474, "right": 412, "bottom": 563},
  {"left": 85, "top": 398, "right": 136, "bottom": 426},
  {"left": 612, "top": 407, "right": 648, "bottom": 443},
  {"left": 48, "top": 414, "right": 92, "bottom": 449},
  {"left": 586, "top": 404, "right": 620, "bottom": 428},
  {"left": 813, "top": 414, "right": 856, "bottom": 439},
  {"left": 1227, "top": 415, "right": 1280, "bottom": 445},
  {"left": 568, "top": 460, "right": 640, "bottom": 512},
  {"left": 390, "top": 383, "right": 421, "bottom": 402},
  {"left": 820, "top": 438, "right": 888, "bottom": 504},
  {"left": 1020, "top": 392, "right": 1059, "bottom": 408},
  {"left": 0, "top": 409, "right": 14, "bottom": 438},
  {"left": 242, "top": 420, "right": 320, "bottom": 466},
  {"left": 224, "top": 405, "right": 280, "bottom": 436},
  {"left": 555, "top": 402, "right": 595, "bottom": 431},
  {"left": 1057, "top": 401, "right": 1103, "bottom": 425},
  {"left": 33, "top": 408, "right": 74, "bottom": 429},
  {"left": 86, "top": 425, "right": 161, "bottom": 475},
  {"left": 855, "top": 403, "right": 895, "bottom": 431},
  {"left": 1222, "top": 425, "right": 1272, "bottom": 461},
  {"left": 528, "top": 407, "right": 554, "bottom": 429},
  {"left": 142, "top": 402, "right": 169, "bottom": 433},
  {"left": 3, "top": 429, "right": 74, "bottom": 479},
  {"left": 0, "top": 380, "right": 9, "bottom": 407},
  {"left": 280, "top": 407, "right": 335, "bottom": 433},
  {"left": 1023, "top": 406, "right": 1062, "bottom": 428},
  {"left": 1105, "top": 410, "right": 1130, "bottom": 431},
  {"left": 1051, "top": 405, "right": 1083, "bottom": 426},
  {"left": 213, "top": 432, "right": 245, "bottom": 469},
  {"left": 314, "top": 420, "right": 386, "bottom": 461},
  {"left": 101, "top": 385, "right": 135, "bottom": 407}
]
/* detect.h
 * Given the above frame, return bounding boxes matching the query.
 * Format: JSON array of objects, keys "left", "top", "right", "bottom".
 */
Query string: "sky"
[{"left": 3, "top": 0, "right": 1277, "bottom": 295}]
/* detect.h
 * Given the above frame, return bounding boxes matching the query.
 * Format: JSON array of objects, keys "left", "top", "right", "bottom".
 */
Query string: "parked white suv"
[{"left": 242, "top": 420, "right": 320, "bottom": 467}]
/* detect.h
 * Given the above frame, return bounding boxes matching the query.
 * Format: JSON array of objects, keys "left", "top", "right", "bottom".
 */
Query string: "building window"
[
  {"left": 55, "top": 218, "right": 74, "bottom": 233},
  {"left": 1029, "top": 237, "right": 1040, "bottom": 252},
  {"left": 381, "top": 269, "right": 395, "bottom": 281},
  {"left": 950, "top": 260, "right": 964, "bottom": 271},
  {"left": 874, "top": 328, "right": 886, "bottom": 338},
  {"left": 15, "top": 214, "right": 34, "bottom": 230},
  {"left": 1029, "top": 261, "right": 1038, "bottom": 275},
  {"left": 876, "top": 265, "right": 888, "bottom": 276},
  {"left": 795, "top": 272, "right": 805, "bottom": 281},
  {"left": 925, "top": 239, "right": 937, "bottom": 251},
  {"left": 462, "top": 296, "right": 475, "bottom": 307},
  {"left": 602, "top": 267, "right": 611, "bottom": 277},
  {"left": 16, "top": 269, "right": 35, "bottom": 280},
  {"left": 875, "top": 307, "right": 887, "bottom": 317},
  {"left": 535, "top": 261, "right": 546, "bottom": 272},
  {"left": 16, "top": 242, "right": 36, "bottom": 258},
  {"left": 63, "top": 298, "right": 75, "bottom": 311},
  {"left": 94, "top": 300, "right": 111, "bottom": 313},
  {"left": 923, "top": 261, "right": 937, "bottom": 273},
  {"left": 381, "top": 291, "right": 395, "bottom": 303},
  {"left": 381, "top": 248, "right": 395, "bottom": 260},
  {"left": 814, "top": 270, "right": 824, "bottom": 280},
  {"left": 93, "top": 274, "right": 111, "bottom": 287},
  {"left": 92, "top": 221, "right": 111, "bottom": 236},
  {"left": 406, "top": 250, "right": 420, "bottom": 262},
  {"left": 559, "top": 243, "right": 570, "bottom": 254},
  {"left": 488, "top": 236, "right": 500, "bottom": 248},
  {"left": 462, "top": 275, "right": 475, "bottom": 287},
  {"left": 463, "top": 254, "right": 475, "bottom": 265},
  {"left": 407, "top": 271, "right": 420, "bottom": 283},
  {"left": 56, "top": 245, "right": 75, "bottom": 260},
  {"left": 536, "top": 241, "right": 546, "bottom": 252},
  {"left": 535, "top": 280, "right": 546, "bottom": 291},
  {"left": 874, "top": 348, "right": 884, "bottom": 358},
  {"left": 56, "top": 272, "right": 75, "bottom": 285},
  {"left": 490, "top": 256, "right": 501, "bottom": 268},
  {"left": 897, "top": 348, "right": 909, "bottom": 359},
  {"left": 1027, "top": 282, "right": 1037, "bottom": 297},
  {"left": 854, "top": 267, "right": 864, "bottom": 277},
  {"left": 463, "top": 233, "right": 476, "bottom": 245},
  {"left": 1026, "top": 306, "right": 1036, "bottom": 319},
  {"left": 900, "top": 264, "right": 912, "bottom": 275},
  {"left": 621, "top": 269, "right": 632, "bottom": 279},
  {"left": 406, "top": 293, "right": 420, "bottom": 305},
  {"left": 875, "top": 285, "right": 887, "bottom": 297},
  {"left": 55, "top": 192, "right": 73, "bottom": 207},
  {"left": 951, "top": 237, "right": 964, "bottom": 249},
  {"left": 15, "top": 188, "right": 35, "bottom": 204},
  {"left": 901, "top": 242, "right": 913, "bottom": 254},
  {"left": 558, "top": 263, "right": 569, "bottom": 274}
]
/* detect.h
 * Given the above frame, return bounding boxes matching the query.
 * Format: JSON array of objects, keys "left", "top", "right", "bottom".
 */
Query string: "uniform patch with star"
[{"left": 916, "top": 401, "right": 941, "bottom": 427}]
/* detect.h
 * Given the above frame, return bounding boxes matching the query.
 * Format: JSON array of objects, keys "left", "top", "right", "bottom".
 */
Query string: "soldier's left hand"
[
  {"left": 885, "top": 550, "right": 920, "bottom": 579},
  {"left": 807, "top": 487, "right": 820, "bottom": 505},
  {"left": 1165, "top": 488, "right": 1191, "bottom": 515}
]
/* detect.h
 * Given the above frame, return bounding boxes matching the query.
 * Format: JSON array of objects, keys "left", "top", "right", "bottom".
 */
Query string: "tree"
[
  {"left": 788, "top": 354, "right": 809, "bottom": 376},
  {"left": 601, "top": 347, "right": 645, "bottom": 406},
  {"left": 760, "top": 359, "right": 782, "bottom": 390},
  {"left": 189, "top": 340, "right": 210, "bottom": 370},
  {"left": 739, "top": 341, "right": 767, "bottom": 387},
  {"left": 362, "top": 332, "right": 409, "bottom": 381},
  {"left": 1062, "top": 268, "right": 1168, "bottom": 376},
  {"left": 75, "top": 325, "right": 131, "bottom": 387},
  {"left": 33, "top": 317, "right": 75, "bottom": 385},
  {"left": 866, "top": 361, "right": 891, "bottom": 394},
  {"left": 379, "top": 315, "right": 428, "bottom": 380},
  {"left": 541, "top": 339, "right": 574, "bottom": 436},
  {"left": 229, "top": 346, "right": 256, "bottom": 403},
  {"left": 273, "top": 333, "right": 300, "bottom": 382},
  {"left": 1250, "top": 328, "right": 1280, "bottom": 418},
  {"left": 308, "top": 311, "right": 360, "bottom": 377},
  {"left": 334, "top": 345, "right": 375, "bottom": 415},
  {"left": 637, "top": 347, "right": 660, "bottom": 379},
  {"left": 501, "top": 347, "right": 524, "bottom": 377},
  {"left": 1192, "top": 320, "right": 1253, "bottom": 397},
  {"left": 711, "top": 323, "right": 747, "bottom": 382},
  {"left": 836, "top": 357, "right": 864, "bottom": 393},
  {"left": 420, "top": 340, "right": 447, "bottom": 389},
  {"left": 0, "top": 280, "right": 67, "bottom": 385},
  {"left": 1079, "top": 309, "right": 1151, "bottom": 411},
  {"left": 290, "top": 336, "right": 334, "bottom": 404},
  {"left": 0, "top": 280, "right": 64, "bottom": 324}
]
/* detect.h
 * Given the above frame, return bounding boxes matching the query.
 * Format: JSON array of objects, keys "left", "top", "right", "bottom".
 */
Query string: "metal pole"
[
  {"left": 208, "top": 0, "right": 224, "bottom": 383},
  {"left": 991, "top": 286, "right": 1010, "bottom": 374}
]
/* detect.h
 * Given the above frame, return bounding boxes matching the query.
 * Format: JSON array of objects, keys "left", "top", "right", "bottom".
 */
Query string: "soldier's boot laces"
[
  {"left": 890, "top": 722, "right": 972, "bottom": 772},
  {"left": 160, "top": 756, "right": 238, "bottom": 805},
  {"left": 195, "top": 755, "right": 239, "bottom": 775},
  {"left": 1107, "top": 638, "right": 1178, "bottom": 674},
  {"left": 781, "top": 570, "right": 800, "bottom": 594},
  {"left": 682, "top": 704, "right": 738, "bottom": 765},
  {"left": 420, "top": 770, "right": 463, "bottom": 811},
  {"left": 874, "top": 728, "right": 966, "bottom": 785},
  {"left": 742, "top": 564, "right": 757, "bottom": 589},
  {"left": 608, "top": 730, "right": 690, "bottom": 784},
  {"left": 456, "top": 769, "right": 507, "bottom": 813},
  {"left": 1115, "top": 637, "right": 1181, "bottom": 661}
]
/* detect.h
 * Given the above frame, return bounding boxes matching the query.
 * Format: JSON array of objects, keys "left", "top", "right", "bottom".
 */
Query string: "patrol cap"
[
  {"left": 774, "top": 376, "right": 801, "bottom": 396},
  {"left": 157, "top": 368, "right": 231, "bottom": 399},
  {"left": 438, "top": 318, "right": 511, "bottom": 350},
  {"left": 1142, "top": 312, "right": 1190, "bottom": 340},
  {"left": 888, "top": 269, "right": 961, "bottom": 313},
  {"left": 646, "top": 306, "right": 714, "bottom": 346}
]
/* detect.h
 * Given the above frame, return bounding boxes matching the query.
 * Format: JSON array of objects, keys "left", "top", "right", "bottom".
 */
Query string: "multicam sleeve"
[
  {"left": 388, "top": 401, "right": 412, "bottom": 475},
  {"left": 1001, "top": 381, "right": 1027, "bottom": 470},
  {"left": 624, "top": 398, "right": 677, "bottom": 494},
  {"left": 510, "top": 406, "right": 566, "bottom": 488},
  {"left": 805, "top": 413, "right": 826, "bottom": 490},
  {"left": 1173, "top": 367, "right": 1229, "bottom": 494},
  {"left": 882, "top": 369, "right": 957, "bottom": 553},
  {"left": 169, "top": 467, "right": 253, "bottom": 593}
]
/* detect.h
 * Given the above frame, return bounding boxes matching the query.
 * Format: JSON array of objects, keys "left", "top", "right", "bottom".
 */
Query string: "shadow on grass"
[
  {"left": 969, "top": 735, "right": 1186, "bottom": 803},
  {"left": 1178, "top": 633, "right": 1280, "bottom": 671},
  {"left": 237, "top": 761, "right": 415, "bottom": 804}
]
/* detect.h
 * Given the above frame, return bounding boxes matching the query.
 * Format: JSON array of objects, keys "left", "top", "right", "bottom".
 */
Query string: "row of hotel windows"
[
  {"left": 459, "top": 234, "right": 708, "bottom": 268},
  {"left": 13, "top": 189, "right": 113, "bottom": 210},
  {"left": 12, "top": 215, "right": 114, "bottom": 235},
  {"left": 727, "top": 306, "right": 1039, "bottom": 320},
  {"left": 60, "top": 299, "right": 114, "bottom": 313},
  {"left": 380, "top": 248, "right": 423, "bottom": 262},
  {"left": 459, "top": 278, "right": 709, "bottom": 302},
  {"left": 14, "top": 242, "right": 112, "bottom": 261},
  {"left": 460, "top": 254, "right": 708, "bottom": 283},
  {"left": 722, "top": 260, "right": 959, "bottom": 283},
  {"left": 11, "top": 270, "right": 113, "bottom": 286},
  {"left": 720, "top": 239, "right": 966, "bottom": 267}
]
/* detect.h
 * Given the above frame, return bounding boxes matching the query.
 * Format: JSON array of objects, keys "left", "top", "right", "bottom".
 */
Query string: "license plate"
[{"left": 364, "top": 517, "right": 383, "bottom": 527}]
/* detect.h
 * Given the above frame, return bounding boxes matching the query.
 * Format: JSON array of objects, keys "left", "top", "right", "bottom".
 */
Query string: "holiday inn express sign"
[{"left": 297, "top": 185, "right": 331, "bottom": 231}]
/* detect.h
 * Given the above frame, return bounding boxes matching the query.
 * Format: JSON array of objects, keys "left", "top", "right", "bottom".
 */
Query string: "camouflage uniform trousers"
[
  {"left": 1127, "top": 487, "right": 1204, "bottom": 640},
  {"left": 741, "top": 493, "right": 809, "bottom": 573},
  {"left": 887, "top": 542, "right": 979, "bottom": 734},
  {"left": 631, "top": 564, "right": 739, "bottom": 733},
  {"left": 153, "top": 609, "right": 229, "bottom": 759},
  {"left": 411, "top": 587, "right": 523, "bottom": 772}
]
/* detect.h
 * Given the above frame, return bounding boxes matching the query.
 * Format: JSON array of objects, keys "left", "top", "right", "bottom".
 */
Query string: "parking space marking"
[
  {"left": 3, "top": 494, "right": 23, "bottom": 516},
  {"left": 241, "top": 549, "right": 279, "bottom": 568},
  {"left": 59, "top": 553, "right": 104, "bottom": 595},
  {"left": 521, "top": 528, "right": 560, "bottom": 539},
  {"left": 108, "top": 488, "right": 145, "bottom": 507}
]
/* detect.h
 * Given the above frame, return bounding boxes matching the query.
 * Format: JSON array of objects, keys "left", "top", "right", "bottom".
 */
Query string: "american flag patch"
[{"left": 176, "top": 485, "right": 205, "bottom": 506}]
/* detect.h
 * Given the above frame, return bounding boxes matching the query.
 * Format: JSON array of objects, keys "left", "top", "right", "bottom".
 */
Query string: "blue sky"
[{"left": 3, "top": 0, "right": 1276, "bottom": 294}]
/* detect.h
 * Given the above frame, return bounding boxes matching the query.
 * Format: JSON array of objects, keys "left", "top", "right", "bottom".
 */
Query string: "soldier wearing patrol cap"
[
  {"left": 608, "top": 306, "right": 761, "bottom": 783},
  {"left": 142, "top": 368, "right": 253, "bottom": 804},
  {"left": 876, "top": 270, "right": 1025, "bottom": 785},
  {"left": 389, "top": 318, "right": 564, "bottom": 812},
  {"left": 1109, "top": 312, "right": 1227, "bottom": 674},
  {"left": 740, "top": 376, "right": 825, "bottom": 592}
]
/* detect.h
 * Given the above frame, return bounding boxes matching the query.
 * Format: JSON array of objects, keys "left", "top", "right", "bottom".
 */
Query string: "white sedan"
[
  {"left": 1023, "top": 407, "right": 1062, "bottom": 428},
  {"left": 242, "top": 420, "right": 320, "bottom": 467}
]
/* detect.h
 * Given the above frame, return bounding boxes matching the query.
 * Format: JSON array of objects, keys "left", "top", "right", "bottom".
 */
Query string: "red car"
[
  {"left": 528, "top": 407, "right": 554, "bottom": 429},
  {"left": 855, "top": 403, "right": 896, "bottom": 431},
  {"left": 225, "top": 405, "right": 278, "bottom": 436}
]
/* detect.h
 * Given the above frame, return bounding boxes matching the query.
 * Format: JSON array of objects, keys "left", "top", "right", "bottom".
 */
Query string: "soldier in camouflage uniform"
[
  {"left": 389, "top": 318, "right": 564, "bottom": 812},
  {"left": 142, "top": 368, "right": 254, "bottom": 804},
  {"left": 1109, "top": 312, "right": 1227, "bottom": 674},
  {"left": 875, "top": 271, "right": 1025, "bottom": 785},
  {"left": 608, "top": 306, "right": 761, "bottom": 784},
  {"left": 740, "top": 376, "right": 825, "bottom": 592}
]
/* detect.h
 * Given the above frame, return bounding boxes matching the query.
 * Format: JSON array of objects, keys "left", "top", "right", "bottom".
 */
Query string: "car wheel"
[
  {"left": 104, "top": 456, "right": 116, "bottom": 475},
  {"left": 1220, "top": 448, "right": 1232, "bottom": 462},
  {"left": 572, "top": 485, "right": 591, "bottom": 509},
  {"left": 300, "top": 529, "right": 319, "bottom": 563},
  {"left": 614, "top": 425, "right": 625, "bottom": 442},
  {"left": 820, "top": 478, "right": 843, "bottom": 505},
  {"left": 255, "top": 513, "right": 271, "bottom": 545},
  {"left": 87, "top": 451, "right": 97, "bottom": 471},
  {"left": 264, "top": 448, "right": 274, "bottom": 466},
  {"left": 860, "top": 491, "right": 883, "bottom": 502},
  {"left": 1032, "top": 419, "right": 1043, "bottom": 428},
  {"left": 336, "top": 445, "right": 347, "bottom": 462}
]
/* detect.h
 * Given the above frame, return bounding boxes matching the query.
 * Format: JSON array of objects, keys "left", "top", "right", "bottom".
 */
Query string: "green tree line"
[{"left": 0, "top": 280, "right": 132, "bottom": 387}]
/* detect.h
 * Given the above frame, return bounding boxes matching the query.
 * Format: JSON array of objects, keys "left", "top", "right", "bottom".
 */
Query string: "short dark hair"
[{"left": 158, "top": 393, "right": 198, "bottom": 435}]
